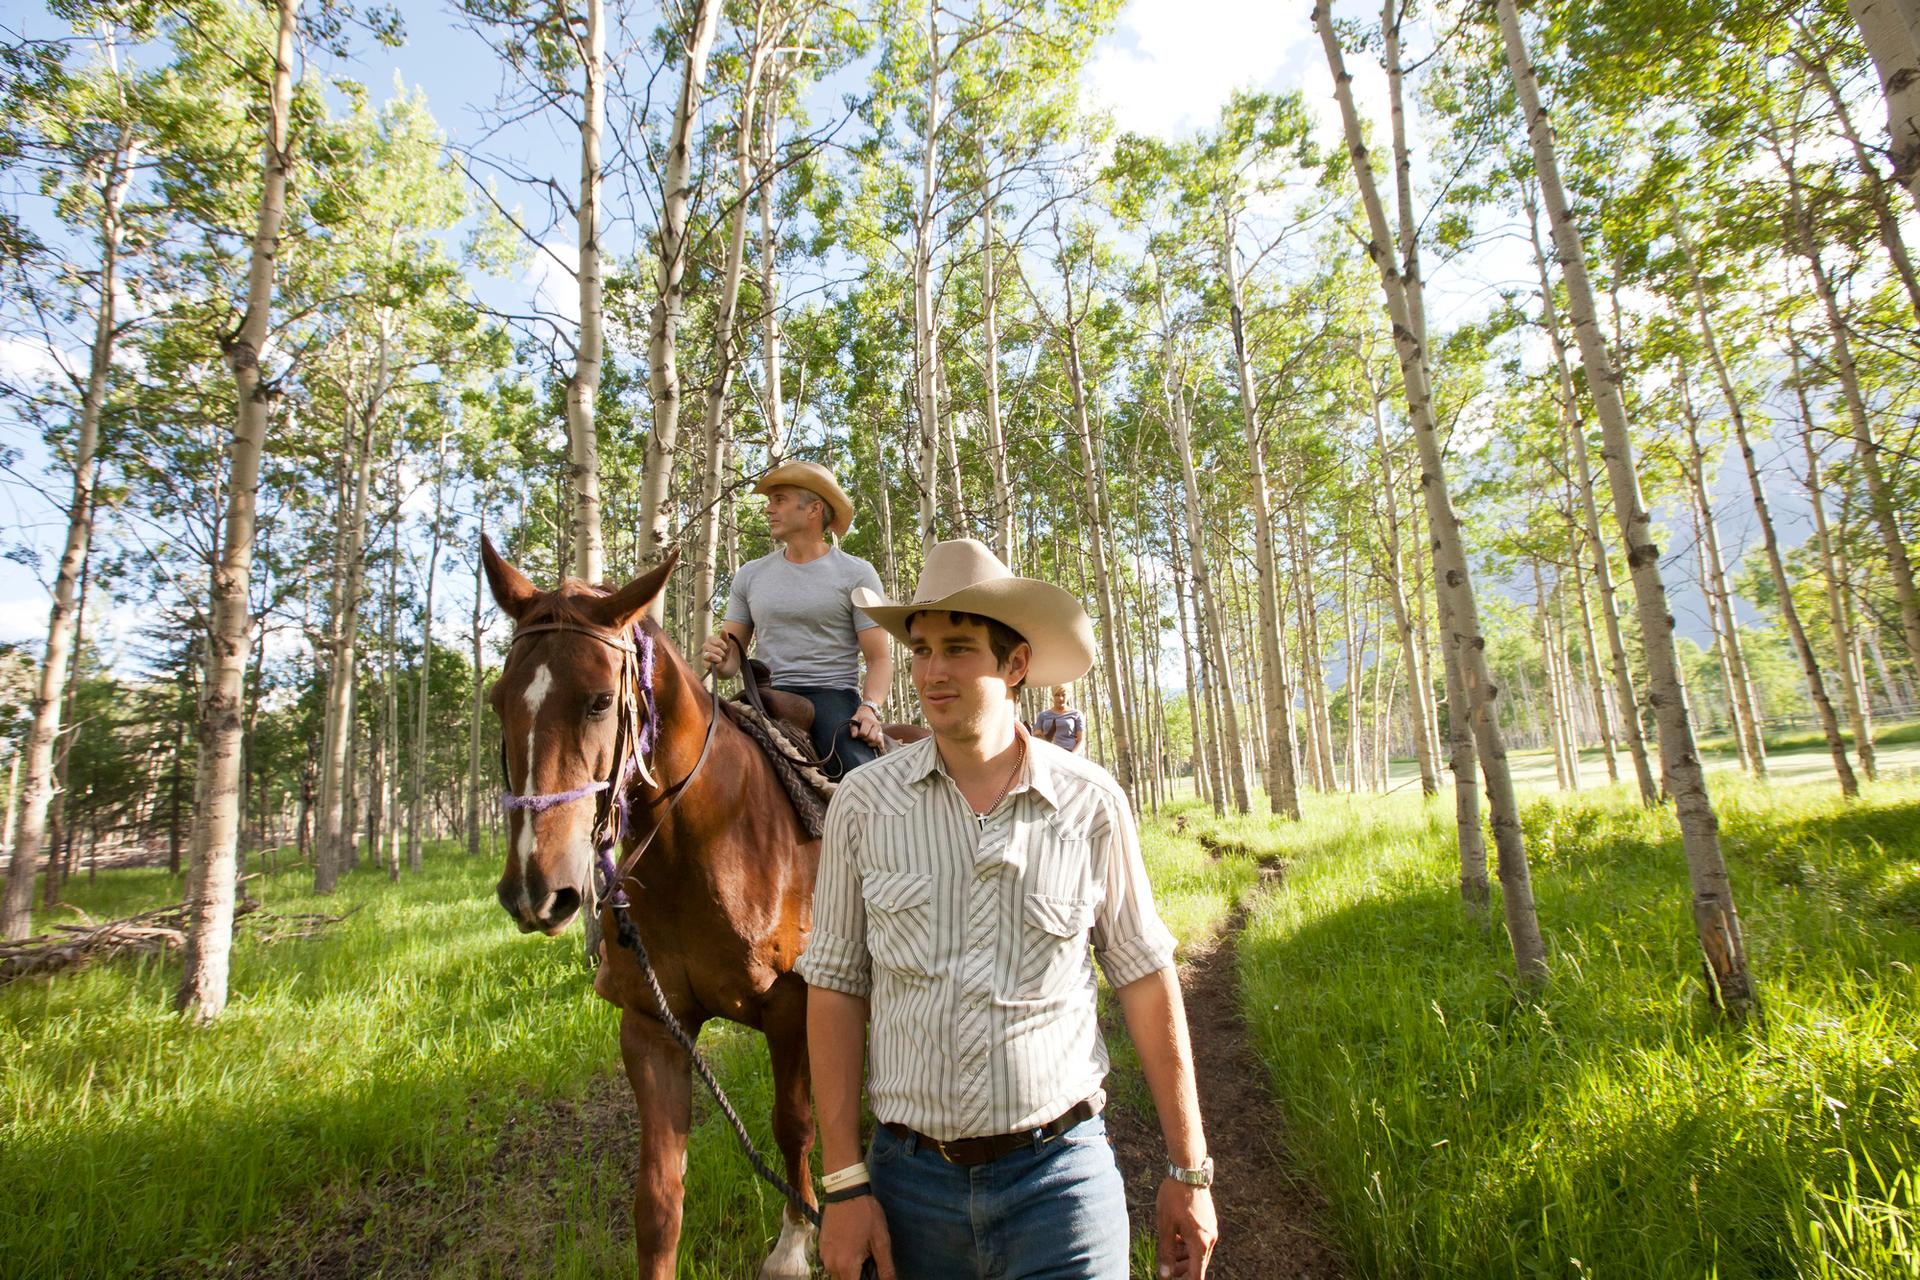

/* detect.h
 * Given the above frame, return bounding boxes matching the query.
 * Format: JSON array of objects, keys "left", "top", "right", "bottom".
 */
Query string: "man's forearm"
[
  {"left": 808, "top": 985, "right": 872, "bottom": 1171},
  {"left": 861, "top": 654, "right": 893, "bottom": 706},
  {"left": 1115, "top": 967, "right": 1206, "bottom": 1166}
]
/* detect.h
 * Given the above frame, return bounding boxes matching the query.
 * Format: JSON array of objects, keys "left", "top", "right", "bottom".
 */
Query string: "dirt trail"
[{"left": 1102, "top": 883, "right": 1344, "bottom": 1280}]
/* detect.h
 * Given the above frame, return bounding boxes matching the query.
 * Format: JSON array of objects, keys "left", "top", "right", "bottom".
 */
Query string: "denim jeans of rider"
[
  {"left": 866, "top": 1113, "right": 1130, "bottom": 1279},
  {"left": 779, "top": 685, "right": 877, "bottom": 780}
]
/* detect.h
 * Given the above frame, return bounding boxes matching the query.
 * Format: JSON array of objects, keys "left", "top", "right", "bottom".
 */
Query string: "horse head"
[{"left": 482, "top": 535, "right": 677, "bottom": 935}]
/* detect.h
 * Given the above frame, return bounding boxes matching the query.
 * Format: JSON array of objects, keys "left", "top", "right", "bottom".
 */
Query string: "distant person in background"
[{"left": 1034, "top": 684, "right": 1086, "bottom": 755}]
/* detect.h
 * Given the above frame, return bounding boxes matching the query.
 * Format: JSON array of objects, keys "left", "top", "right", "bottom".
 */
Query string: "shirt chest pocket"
[
  {"left": 1009, "top": 891, "right": 1095, "bottom": 1001},
  {"left": 863, "top": 871, "right": 936, "bottom": 980}
]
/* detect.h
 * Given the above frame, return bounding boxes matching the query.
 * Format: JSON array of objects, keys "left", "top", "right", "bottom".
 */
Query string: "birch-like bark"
[
  {"left": 1498, "top": 0, "right": 1757, "bottom": 1015},
  {"left": 1567, "top": 530, "right": 1619, "bottom": 782},
  {"left": 316, "top": 364, "right": 380, "bottom": 892},
  {"left": 468, "top": 510, "right": 486, "bottom": 857},
  {"left": 1774, "top": 127, "right": 1920, "bottom": 680},
  {"left": 640, "top": 0, "right": 722, "bottom": 590},
  {"left": 1369, "top": 388, "right": 1439, "bottom": 795},
  {"left": 1534, "top": 561, "right": 1573, "bottom": 789},
  {"left": 567, "top": 0, "right": 607, "bottom": 583},
  {"left": 408, "top": 429, "right": 446, "bottom": 870},
  {"left": 1220, "top": 204, "right": 1300, "bottom": 819},
  {"left": 1157, "top": 273, "right": 1250, "bottom": 811},
  {"left": 1794, "top": 353, "right": 1876, "bottom": 781},
  {"left": 2, "top": 127, "right": 133, "bottom": 940},
  {"left": 693, "top": 23, "right": 768, "bottom": 652},
  {"left": 1681, "top": 398, "right": 1767, "bottom": 776},
  {"left": 1320, "top": 4, "right": 1537, "bottom": 976},
  {"left": 756, "top": 83, "right": 787, "bottom": 464},
  {"left": 981, "top": 176, "right": 1013, "bottom": 562},
  {"left": 1847, "top": 0, "right": 1920, "bottom": 210},
  {"left": 178, "top": 0, "right": 296, "bottom": 1022},
  {"left": 1169, "top": 523, "right": 1211, "bottom": 808},
  {"left": 1526, "top": 201, "right": 1655, "bottom": 802},
  {"left": 1799, "top": 47, "right": 1920, "bottom": 320},
  {"left": 912, "top": 0, "right": 943, "bottom": 552},
  {"left": 1674, "top": 213, "right": 1855, "bottom": 795},
  {"left": 1062, "top": 321, "right": 1137, "bottom": 802}
]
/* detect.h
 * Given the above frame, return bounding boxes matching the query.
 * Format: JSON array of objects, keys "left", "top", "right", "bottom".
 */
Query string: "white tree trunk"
[
  {"left": 178, "top": 0, "right": 297, "bottom": 1023},
  {"left": 640, "top": 0, "right": 721, "bottom": 592},
  {"left": 1794, "top": 353, "right": 1877, "bottom": 781},
  {"left": 568, "top": 0, "right": 607, "bottom": 583},
  {"left": 1675, "top": 212, "right": 1855, "bottom": 796},
  {"left": 1320, "top": 1, "right": 1542, "bottom": 980},
  {"left": 1525, "top": 203, "right": 1656, "bottom": 803},
  {"left": 1, "top": 128, "right": 132, "bottom": 940},
  {"left": 1848, "top": 0, "right": 1920, "bottom": 210},
  {"left": 1220, "top": 207, "right": 1300, "bottom": 819},
  {"left": 409, "top": 429, "right": 446, "bottom": 870},
  {"left": 1498, "top": 0, "right": 1757, "bottom": 1016},
  {"left": 694, "top": 30, "right": 767, "bottom": 652}
]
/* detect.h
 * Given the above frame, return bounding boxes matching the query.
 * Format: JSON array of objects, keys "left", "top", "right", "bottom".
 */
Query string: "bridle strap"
[{"left": 600, "top": 662, "right": 721, "bottom": 907}]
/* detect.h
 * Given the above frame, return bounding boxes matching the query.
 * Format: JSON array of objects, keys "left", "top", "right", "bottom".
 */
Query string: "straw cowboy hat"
[
  {"left": 755, "top": 460, "right": 853, "bottom": 537},
  {"left": 853, "top": 538, "right": 1095, "bottom": 687}
]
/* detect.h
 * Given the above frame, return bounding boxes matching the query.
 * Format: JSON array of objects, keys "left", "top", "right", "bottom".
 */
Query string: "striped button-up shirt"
[{"left": 796, "top": 729, "right": 1178, "bottom": 1142}]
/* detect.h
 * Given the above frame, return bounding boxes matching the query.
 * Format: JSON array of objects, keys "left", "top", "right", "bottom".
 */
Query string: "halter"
[{"left": 498, "top": 617, "right": 717, "bottom": 910}]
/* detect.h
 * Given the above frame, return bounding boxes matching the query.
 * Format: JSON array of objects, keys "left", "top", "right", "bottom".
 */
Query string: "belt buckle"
[{"left": 928, "top": 1134, "right": 956, "bottom": 1162}]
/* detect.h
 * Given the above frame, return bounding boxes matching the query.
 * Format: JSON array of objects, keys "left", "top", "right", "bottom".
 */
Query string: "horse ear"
[
  {"left": 585, "top": 549, "right": 679, "bottom": 631},
  {"left": 481, "top": 533, "right": 541, "bottom": 621}
]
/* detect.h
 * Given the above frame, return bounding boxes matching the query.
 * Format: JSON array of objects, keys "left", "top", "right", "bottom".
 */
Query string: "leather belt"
[{"left": 881, "top": 1099, "right": 1099, "bottom": 1167}]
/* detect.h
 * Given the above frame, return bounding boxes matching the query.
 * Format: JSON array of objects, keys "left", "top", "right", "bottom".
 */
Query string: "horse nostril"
[{"left": 546, "top": 887, "right": 581, "bottom": 923}]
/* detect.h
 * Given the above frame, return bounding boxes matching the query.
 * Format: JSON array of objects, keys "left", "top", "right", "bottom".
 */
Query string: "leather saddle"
[{"left": 733, "top": 656, "right": 929, "bottom": 761}]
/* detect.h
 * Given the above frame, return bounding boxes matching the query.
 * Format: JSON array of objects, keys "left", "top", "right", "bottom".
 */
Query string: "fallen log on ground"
[{"left": 0, "top": 895, "right": 260, "bottom": 984}]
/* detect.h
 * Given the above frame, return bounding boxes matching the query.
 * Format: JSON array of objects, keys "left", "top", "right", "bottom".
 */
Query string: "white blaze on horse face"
[{"left": 515, "top": 662, "right": 554, "bottom": 913}]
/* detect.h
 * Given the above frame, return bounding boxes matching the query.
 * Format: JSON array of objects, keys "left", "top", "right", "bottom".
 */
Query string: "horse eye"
[{"left": 588, "top": 692, "right": 616, "bottom": 717}]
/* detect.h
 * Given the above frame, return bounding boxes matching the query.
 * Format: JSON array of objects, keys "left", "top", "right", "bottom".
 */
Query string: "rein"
[{"left": 499, "top": 623, "right": 853, "bottom": 1263}]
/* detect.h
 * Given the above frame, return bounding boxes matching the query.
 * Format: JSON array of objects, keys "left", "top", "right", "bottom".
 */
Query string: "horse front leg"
[
  {"left": 758, "top": 974, "right": 818, "bottom": 1280},
  {"left": 620, "top": 1007, "right": 697, "bottom": 1280}
]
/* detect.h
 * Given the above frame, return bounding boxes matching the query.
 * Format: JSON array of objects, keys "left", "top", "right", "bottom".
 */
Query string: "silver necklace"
[{"left": 973, "top": 735, "right": 1027, "bottom": 826}]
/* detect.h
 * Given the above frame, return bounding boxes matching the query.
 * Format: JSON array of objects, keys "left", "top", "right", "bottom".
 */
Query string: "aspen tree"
[
  {"left": 1496, "top": 0, "right": 1757, "bottom": 1015},
  {"left": 1318, "top": 3, "right": 1540, "bottom": 978}
]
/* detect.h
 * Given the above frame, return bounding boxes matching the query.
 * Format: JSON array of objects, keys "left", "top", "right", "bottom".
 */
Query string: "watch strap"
[{"left": 1166, "top": 1156, "right": 1214, "bottom": 1188}]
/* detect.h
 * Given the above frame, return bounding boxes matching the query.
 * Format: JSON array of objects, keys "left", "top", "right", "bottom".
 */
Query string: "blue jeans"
[
  {"left": 779, "top": 685, "right": 877, "bottom": 780},
  {"left": 867, "top": 1114, "right": 1130, "bottom": 1279}
]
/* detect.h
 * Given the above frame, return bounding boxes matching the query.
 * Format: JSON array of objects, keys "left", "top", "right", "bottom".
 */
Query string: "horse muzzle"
[{"left": 497, "top": 876, "right": 583, "bottom": 935}]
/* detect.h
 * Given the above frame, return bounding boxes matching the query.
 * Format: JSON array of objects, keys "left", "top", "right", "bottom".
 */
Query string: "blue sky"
[{"left": 0, "top": 0, "right": 1812, "bottom": 677}]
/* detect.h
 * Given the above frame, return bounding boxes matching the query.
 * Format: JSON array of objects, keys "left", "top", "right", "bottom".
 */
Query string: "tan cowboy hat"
[
  {"left": 852, "top": 539, "right": 1095, "bottom": 687},
  {"left": 755, "top": 460, "right": 853, "bottom": 537}
]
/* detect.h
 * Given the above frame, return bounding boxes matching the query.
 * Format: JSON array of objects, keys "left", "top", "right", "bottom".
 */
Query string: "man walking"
[
  {"left": 701, "top": 460, "right": 891, "bottom": 778},
  {"left": 798, "top": 538, "right": 1217, "bottom": 1279}
]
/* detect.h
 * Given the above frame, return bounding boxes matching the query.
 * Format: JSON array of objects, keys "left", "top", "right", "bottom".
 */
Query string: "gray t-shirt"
[{"left": 724, "top": 546, "right": 885, "bottom": 691}]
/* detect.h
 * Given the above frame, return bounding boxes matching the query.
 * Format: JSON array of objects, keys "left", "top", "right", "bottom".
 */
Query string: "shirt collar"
[{"left": 910, "top": 723, "right": 1061, "bottom": 811}]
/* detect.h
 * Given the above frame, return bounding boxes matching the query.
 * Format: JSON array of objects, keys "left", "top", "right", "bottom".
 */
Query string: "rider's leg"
[{"left": 780, "top": 686, "right": 875, "bottom": 780}]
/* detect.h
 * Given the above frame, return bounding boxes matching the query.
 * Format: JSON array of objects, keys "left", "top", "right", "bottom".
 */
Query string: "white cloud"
[
  {"left": 1086, "top": 0, "right": 1398, "bottom": 143},
  {"left": 523, "top": 238, "right": 581, "bottom": 327},
  {"left": 0, "top": 336, "right": 78, "bottom": 387}
]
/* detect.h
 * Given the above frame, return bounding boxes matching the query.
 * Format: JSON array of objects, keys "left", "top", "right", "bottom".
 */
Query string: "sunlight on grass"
[{"left": 1231, "top": 776, "right": 1920, "bottom": 1279}]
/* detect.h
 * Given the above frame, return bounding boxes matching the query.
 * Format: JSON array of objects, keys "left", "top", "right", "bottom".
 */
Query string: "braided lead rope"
[{"left": 609, "top": 904, "right": 819, "bottom": 1227}]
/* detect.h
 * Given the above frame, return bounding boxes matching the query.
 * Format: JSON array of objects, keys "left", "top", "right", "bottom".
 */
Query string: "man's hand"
[
  {"left": 820, "top": 1195, "right": 896, "bottom": 1280},
  {"left": 1155, "top": 1179, "right": 1217, "bottom": 1279},
  {"left": 699, "top": 631, "right": 740, "bottom": 676},
  {"left": 851, "top": 703, "right": 885, "bottom": 747}
]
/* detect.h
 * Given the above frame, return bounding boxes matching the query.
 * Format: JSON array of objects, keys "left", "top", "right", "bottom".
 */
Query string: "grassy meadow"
[{"left": 4, "top": 743, "right": 1917, "bottom": 1277}]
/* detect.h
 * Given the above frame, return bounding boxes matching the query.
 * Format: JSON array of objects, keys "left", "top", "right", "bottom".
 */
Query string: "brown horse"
[{"left": 482, "top": 537, "right": 821, "bottom": 1280}]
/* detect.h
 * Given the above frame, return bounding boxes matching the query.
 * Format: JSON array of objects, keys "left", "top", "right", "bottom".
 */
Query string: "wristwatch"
[
  {"left": 859, "top": 698, "right": 883, "bottom": 716},
  {"left": 1166, "top": 1157, "right": 1214, "bottom": 1188}
]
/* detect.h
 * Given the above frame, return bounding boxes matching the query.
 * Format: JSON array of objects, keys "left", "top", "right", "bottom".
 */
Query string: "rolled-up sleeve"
[
  {"left": 1088, "top": 786, "right": 1177, "bottom": 988},
  {"left": 795, "top": 784, "right": 871, "bottom": 997}
]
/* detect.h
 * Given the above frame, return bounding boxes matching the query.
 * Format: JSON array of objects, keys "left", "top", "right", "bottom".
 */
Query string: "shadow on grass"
[
  {"left": 1235, "top": 786, "right": 1920, "bottom": 1279},
  {"left": 1, "top": 849, "right": 805, "bottom": 1279}
]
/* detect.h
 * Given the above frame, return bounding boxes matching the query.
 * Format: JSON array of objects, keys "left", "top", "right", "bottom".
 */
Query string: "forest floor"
[{"left": 3, "top": 738, "right": 1916, "bottom": 1278}]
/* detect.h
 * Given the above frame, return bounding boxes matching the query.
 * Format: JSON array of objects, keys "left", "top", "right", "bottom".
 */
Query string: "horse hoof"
[{"left": 757, "top": 1218, "right": 815, "bottom": 1280}]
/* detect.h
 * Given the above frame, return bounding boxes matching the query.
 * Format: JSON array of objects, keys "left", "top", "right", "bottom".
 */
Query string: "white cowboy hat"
[
  {"left": 852, "top": 538, "right": 1095, "bottom": 687},
  {"left": 755, "top": 460, "right": 853, "bottom": 537}
]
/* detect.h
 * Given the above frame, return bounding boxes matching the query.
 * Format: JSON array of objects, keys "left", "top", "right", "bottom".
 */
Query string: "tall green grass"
[
  {"left": 0, "top": 844, "right": 811, "bottom": 1278},
  {"left": 1218, "top": 778, "right": 1920, "bottom": 1278},
  {"left": 3, "top": 826, "right": 1253, "bottom": 1278}
]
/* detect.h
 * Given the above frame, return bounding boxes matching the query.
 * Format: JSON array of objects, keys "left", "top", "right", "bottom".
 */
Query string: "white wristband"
[{"left": 821, "top": 1162, "right": 870, "bottom": 1193}]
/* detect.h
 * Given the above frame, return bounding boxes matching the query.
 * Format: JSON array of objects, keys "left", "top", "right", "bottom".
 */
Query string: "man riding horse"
[{"left": 701, "top": 460, "right": 892, "bottom": 779}]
